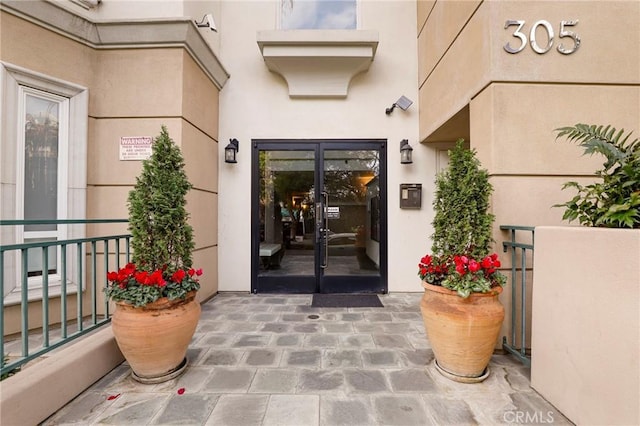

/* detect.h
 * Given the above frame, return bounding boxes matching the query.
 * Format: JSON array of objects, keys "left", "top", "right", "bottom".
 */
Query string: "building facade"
[{"left": 1, "top": 0, "right": 638, "bottom": 337}]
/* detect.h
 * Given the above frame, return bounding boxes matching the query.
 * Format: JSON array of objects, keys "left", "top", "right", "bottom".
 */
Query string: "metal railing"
[
  {"left": 501, "top": 225, "right": 535, "bottom": 367},
  {"left": 1, "top": 219, "right": 130, "bottom": 378}
]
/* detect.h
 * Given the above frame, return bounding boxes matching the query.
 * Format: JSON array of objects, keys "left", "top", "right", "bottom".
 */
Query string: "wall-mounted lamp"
[
  {"left": 400, "top": 139, "right": 413, "bottom": 164},
  {"left": 195, "top": 13, "right": 217, "bottom": 32},
  {"left": 225, "top": 139, "right": 239, "bottom": 163},
  {"left": 385, "top": 95, "right": 413, "bottom": 115}
]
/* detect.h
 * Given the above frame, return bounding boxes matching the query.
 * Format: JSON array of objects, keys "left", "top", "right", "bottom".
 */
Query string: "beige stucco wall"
[
  {"left": 532, "top": 226, "right": 640, "bottom": 425},
  {"left": 1, "top": 9, "right": 220, "bottom": 332},
  {"left": 217, "top": 0, "right": 427, "bottom": 292}
]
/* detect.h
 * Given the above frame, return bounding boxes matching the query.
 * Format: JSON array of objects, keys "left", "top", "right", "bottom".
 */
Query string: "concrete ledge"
[{"left": 0, "top": 326, "right": 124, "bottom": 426}]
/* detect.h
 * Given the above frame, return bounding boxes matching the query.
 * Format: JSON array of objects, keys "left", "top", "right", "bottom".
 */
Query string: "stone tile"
[
  {"left": 340, "top": 334, "right": 375, "bottom": 348},
  {"left": 297, "top": 369, "right": 344, "bottom": 392},
  {"left": 281, "top": 313, "right": 308, "bottom": 321},
  {"left": 223, "top": 322, "right": 263, "bottom": 332},
  {"left": 373, "top": 395, "right": 432, "bottom": 426},
  {"left": 261, "top": 323, "right": 290, "bottom": 333},
  {"left": 372, "top": 333, "right": 413, "bottom": 349},
  {"left": 202, "top": 368, "right": 256, "bottom": 393},
  {"left": 283, "top": 349, "right": 321, "bottom": 367},
  {"left": 233, "top": 334, "right": 270, "bottom": 347},
  {"left": 421, "top": 395, "right": 478, "bottom": 425},
  {"left": 322, "top": 322, "right": 354, "bottom": 333},
  {"left": 340, "top": 312, "right": 364, "bottom": 321},
  {"left": 507, "top": 392, "right": 573, "bottom": 425},
  {"left": 195, "top": 321, "right": 226, "bottom": 332},
  {"left": 199, "top": 333, "right": 233, "bottom": 346},
  {"left": 407, "top": 331, "right": 431, "bottom": 349},
  {"left": 152, "top": 365, "right": 213, "bottom": 393},
  {"left": 320, "top": 395, "right": 375, "bottom": 426},
  {"left": 380, "top": 322, "right": 414, "bottom": 333},
  {"left": 263, "top": 395, "right": 319, "bottom": 426},
  {"left": 304, "top": 334, "right": 339, "bottom": 348},
  {"left": 504, "top": 369, "right": 533, "bottom": 392},
  {"left": 151, "top": 393, "right": 219, "bottom": 425},
  {"left": 393, "top": 312, "right": 423, "bottom": 321},
  {"left": 400, "top": 348, "right": 434, "bottom": 367},
  {"left": 262, "top": 297, "right": 287, "bottom": 304},
  {"left": 42, "top": 391, "right": 112, "bottom": 425},
  {"left": 205, "top": 394, "right": 268, "bottom": 426},
  {"left": 292, "top": 323, "right": 320, "bottom": 333},
  {"left": 249, "top": 369, "right": 298, "bottom": 393},
  {"left": 272, "top": 334, "right": 301, "bottom": 347},
  {"left": 202, "top": 350, "right": 241, "bottom": 366},
  {"left": 323, "top": 349, "right": 363, "bottom": 368},
  {"left": 364, "top": 312, "right": 393, "bottom": 322},
  {"left": 388, "top": 368, "right": 437, "bottom": 392},
  {"left": 251, "top": 313, "right": 280, "bottom": 322},
  {"left": 94, "top": 393, "right": 171, "bottom": 425},
  {"left": 344, "top": 369, "right": 390, "bottom": 393},
  {"left": 269, "top": 305, "right": 298, "bottom": 312},
  {"left": 243, "top": 349, "right": 281, "bottom": 366},
  {"left": 224, "top": 313, "right": 250, "bottom": 321},
  {"left": 362, "top": 349, "right": 402, "bottom": 367}
]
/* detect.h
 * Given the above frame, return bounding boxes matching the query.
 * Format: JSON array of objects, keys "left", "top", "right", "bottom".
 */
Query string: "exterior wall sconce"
[
  {"left": 225, "top": 138, "right": 239, "bottom": 163},
  {"left": 400, "top": 139, "right": 413, "bottom": 164},
  {"left": 386, "top": 95, "right": 413, "bottom": 115}
]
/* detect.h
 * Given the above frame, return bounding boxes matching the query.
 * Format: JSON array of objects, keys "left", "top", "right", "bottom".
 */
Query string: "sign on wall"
[{"left": 119, "top": 136, "right": 152, "bottom": 160}]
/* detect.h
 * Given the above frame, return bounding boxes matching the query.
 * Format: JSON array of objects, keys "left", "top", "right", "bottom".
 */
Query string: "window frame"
[
  {"left": 1, "top": 62, "right": 88, "bottom": 305},
  {"left": 278, "top": 0, "right": 360, "bottom": 30}
]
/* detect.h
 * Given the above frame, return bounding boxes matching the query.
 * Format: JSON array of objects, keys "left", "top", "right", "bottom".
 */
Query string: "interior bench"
[{"left": 259, "top": 243, "right": 284, "bottom": 269}]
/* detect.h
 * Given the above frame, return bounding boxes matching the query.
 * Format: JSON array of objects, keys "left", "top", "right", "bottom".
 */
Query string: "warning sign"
[{"left": 119, "top": 136, "right": 153, "bottom": 161}]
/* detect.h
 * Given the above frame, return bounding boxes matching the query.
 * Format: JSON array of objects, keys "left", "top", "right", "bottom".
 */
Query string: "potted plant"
[
  {"left": 105, "top": 125, "right": 202, "bottom": 384},
  {"left": 418, "top": 139, "right": 506, "bottom": 383}
]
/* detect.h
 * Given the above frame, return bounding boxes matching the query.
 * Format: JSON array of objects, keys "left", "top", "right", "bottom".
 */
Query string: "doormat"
[{"left": 311, "top": 294, "right": 384, "bottom": 308}]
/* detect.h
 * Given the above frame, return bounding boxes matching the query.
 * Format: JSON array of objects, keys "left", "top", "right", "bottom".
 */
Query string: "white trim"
[{"left": 1, "top": 62, "right": 88, "bottom": 305}]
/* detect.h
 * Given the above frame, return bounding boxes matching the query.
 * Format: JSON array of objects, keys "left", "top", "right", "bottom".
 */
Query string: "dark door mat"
[{"left": 311, "top": 294, "right": 384, "bottom": 308}]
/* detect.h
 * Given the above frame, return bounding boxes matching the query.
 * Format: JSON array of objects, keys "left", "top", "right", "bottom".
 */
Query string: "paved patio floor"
[{"left": 42, "top": 292, "right": 571, "bottom": 425}]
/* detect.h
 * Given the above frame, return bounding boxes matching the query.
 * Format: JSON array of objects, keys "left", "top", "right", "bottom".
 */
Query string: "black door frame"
[{"left": 251, "top": 139, "right": 387, "bottom": 294}]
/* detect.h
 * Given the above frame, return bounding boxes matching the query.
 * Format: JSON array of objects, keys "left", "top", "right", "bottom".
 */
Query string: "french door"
[{"left": 251, "top": 140, "right": 387, "bottom": 293}]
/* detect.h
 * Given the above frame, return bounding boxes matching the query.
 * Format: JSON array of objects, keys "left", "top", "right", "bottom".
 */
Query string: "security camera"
[{"left": 195, "top": 13, "right": 217, "bottom": 32}]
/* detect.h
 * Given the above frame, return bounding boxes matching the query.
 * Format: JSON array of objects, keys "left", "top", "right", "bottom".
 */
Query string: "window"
[
  {"left": 281, "top": 0, "right": 357, "bottom": 30},
  {"left": 1, "top": 62, "right": 88, "bottom": 304}
]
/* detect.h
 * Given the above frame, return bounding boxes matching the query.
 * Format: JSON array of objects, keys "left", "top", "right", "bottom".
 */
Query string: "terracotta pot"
[
  {"left": 420, "top": 281, "right": 504, "bottom": 382},
  {"left": 111, "top": 291, "right": 200, "bottom": 383}
]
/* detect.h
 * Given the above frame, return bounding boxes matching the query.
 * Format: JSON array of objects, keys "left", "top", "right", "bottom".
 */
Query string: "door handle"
[{"left": 321, "top": 191, "right": 329, "bottom": 269}]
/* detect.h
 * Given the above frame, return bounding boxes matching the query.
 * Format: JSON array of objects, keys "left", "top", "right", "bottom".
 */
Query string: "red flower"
[
  {"left": 468, "top": 260, "right": 480, "bottom": 273},
  {"left": 195, "top": 268, "right": 203, "bottom": 276},
  {"left": 172, "top": 269, "right": 186, "bottom": 283},
  {"left": 455, "top": 263, "right": 466, "bottom": 275},
  {"left": 481, "top": 257, "right": 493, "bottom": 269},
  {"left": 177, "top": 388, "right": 185, "bottom": 395},
  {"left": 107, "top": 271, "right": 119, "bottom": 281},
  {"left": 150, "top": 270, "right": 165, "bottom": 287},
  {"left": 135, "top": 271, "right": 149, "bottom": 284}
]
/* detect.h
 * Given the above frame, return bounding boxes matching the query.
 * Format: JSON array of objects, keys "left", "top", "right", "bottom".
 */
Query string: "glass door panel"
[
  {"left": 255, "top": 148, "right": 318, "bottom": 293},
  {"left": 318, "top": 147, "right": 385, "bottom": 293},
  {"left": 252, "top": 141, "right": 386, "bottom": 294}
]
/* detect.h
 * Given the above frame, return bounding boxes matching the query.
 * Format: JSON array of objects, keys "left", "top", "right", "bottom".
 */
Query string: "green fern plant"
[{"left": 554, "top": 124, "right": 640, "bottom": 229}]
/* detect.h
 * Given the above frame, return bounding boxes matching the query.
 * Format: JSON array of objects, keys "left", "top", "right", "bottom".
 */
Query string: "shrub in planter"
[
  {"left": 418, "top": 139, "right": 506, "bottom": 382},
  {"left": 554, "top": 123, "right": 640, "bottom": 229}
]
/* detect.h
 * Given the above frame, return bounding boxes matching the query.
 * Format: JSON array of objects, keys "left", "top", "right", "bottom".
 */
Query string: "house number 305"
[{"left": 504, "top": 20, "right": 581, "bottom": 55}]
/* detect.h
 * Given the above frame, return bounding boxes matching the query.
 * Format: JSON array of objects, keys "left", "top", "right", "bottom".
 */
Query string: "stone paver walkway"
[{"left": 42, "top": 293, "right": 570, "bottom": 425}]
